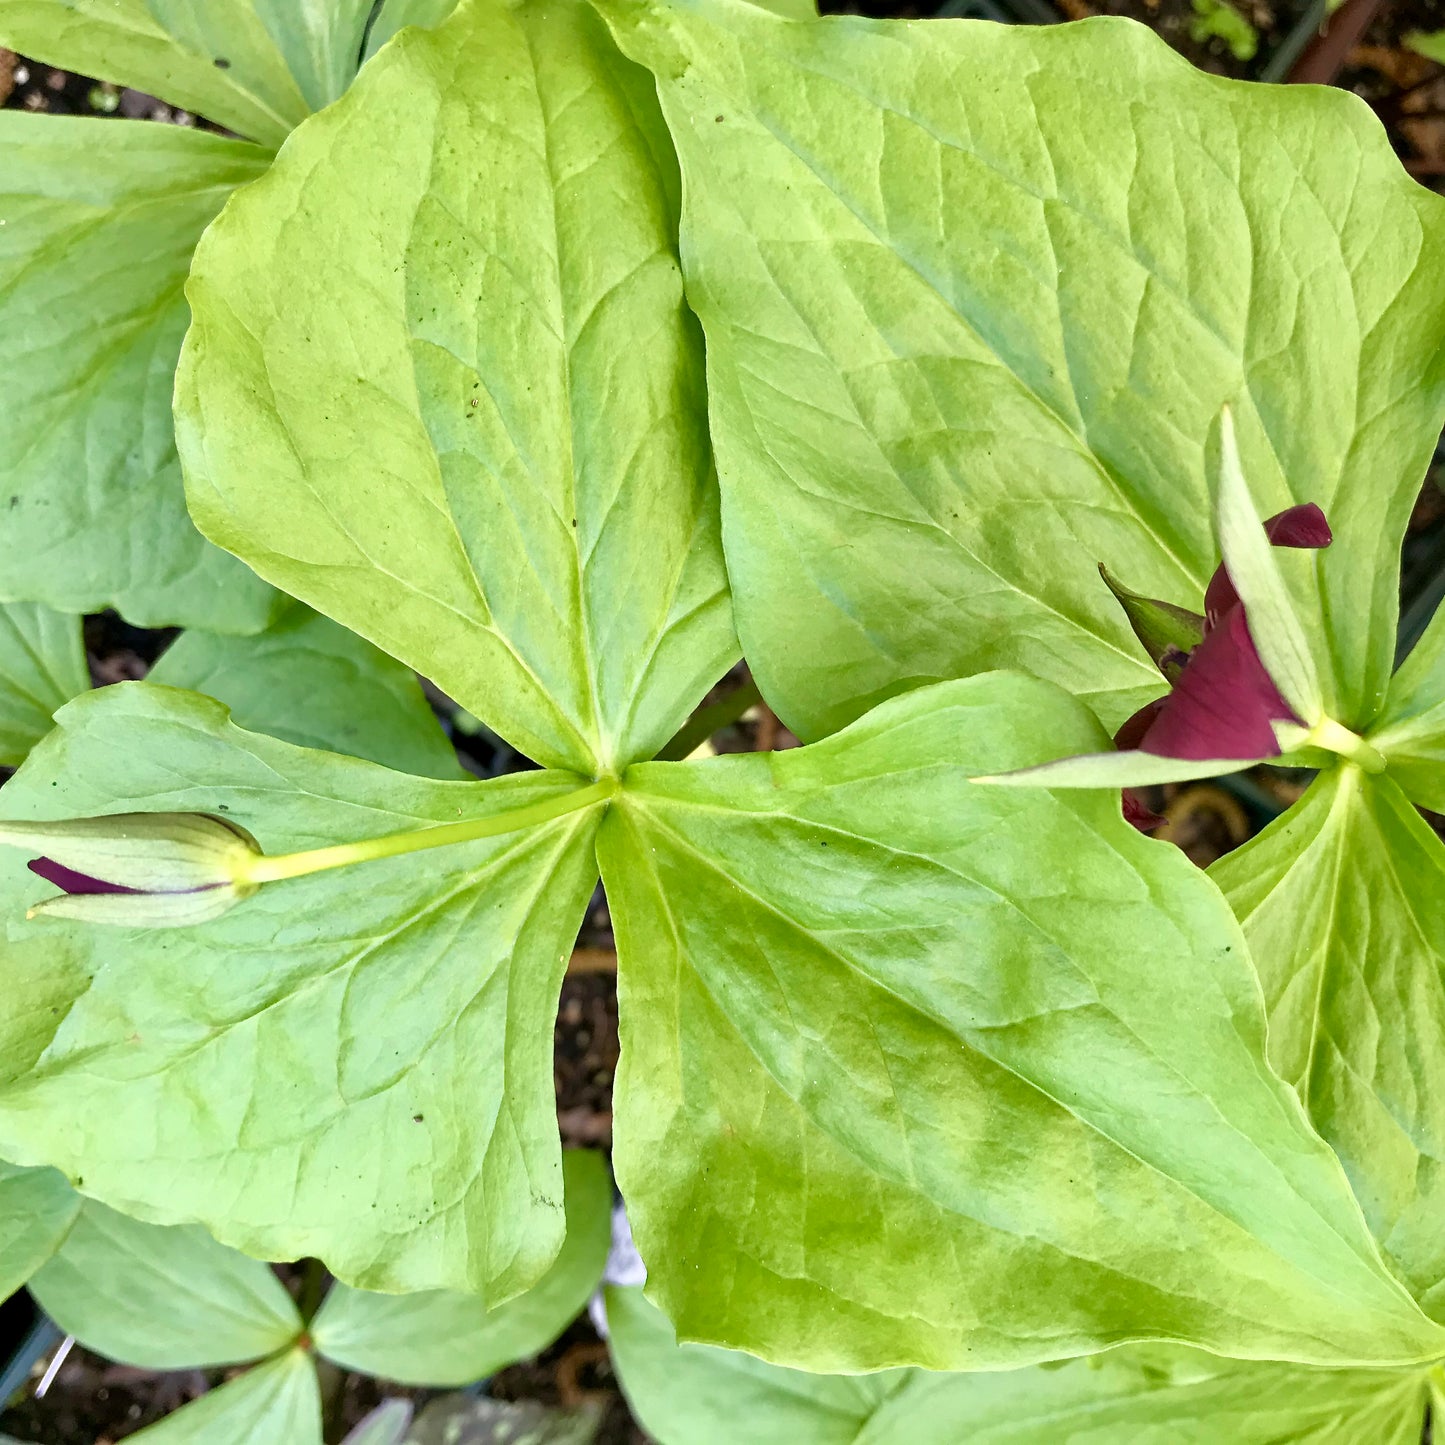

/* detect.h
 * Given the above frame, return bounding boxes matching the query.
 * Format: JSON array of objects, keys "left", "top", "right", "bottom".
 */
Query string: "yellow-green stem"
[
  {"left": 239, "top": 778, "right": 616, "bottom": 886},
  {"left": 1307, "top": 717, "right": 1387, "bottom": 774}
]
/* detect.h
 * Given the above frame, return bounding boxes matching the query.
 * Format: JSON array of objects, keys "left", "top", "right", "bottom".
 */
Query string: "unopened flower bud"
[{"left": 0, "top": 812, "right": 260, "bottom": 927}]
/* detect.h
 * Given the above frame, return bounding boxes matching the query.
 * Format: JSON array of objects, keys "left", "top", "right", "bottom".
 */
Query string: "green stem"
[
  {"left": 1307, "top": 717, "right": 1387, "bottom": 774},
  {"left": 240, "top": 778, "right": 615, "bottom": 886},
  {"left": 656, "top": 677, "right": 763, "bottom": 763}
]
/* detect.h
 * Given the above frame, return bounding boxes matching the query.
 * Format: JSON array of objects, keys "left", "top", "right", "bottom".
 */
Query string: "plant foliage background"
[{"left": 2, "top": 0, "right": 1445, "bottom": 1438}]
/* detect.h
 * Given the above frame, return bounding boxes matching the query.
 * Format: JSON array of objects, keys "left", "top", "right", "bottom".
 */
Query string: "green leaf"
[
  {"left": 312, "top": 1150, "right": 612, "bottom": 1384},
  {"left": 606, "top": 1285, "right": 1431, "bottom": 1445},
  {"left": 406, "top": 1397, "right": 600, "bottom": 1445},
  {"left": 0, "top": 683, "right": 604, "bottom": 1297},
  {"left": 0, "top": 1160, "right": 81, "bottom": 1300},
  {"left": 1368, "top": 603, "right": 1445, "bottom": 813},
  {"left": 0, "top": 603, "right": 88, "bottom": 767},
  {"left": 150, "top": 604, "right": 465, "bottom": 779},
  {"left": 1211, "top": 770, "right": 1445, "bottom": 1321},
  {"left": 343, "top": 1402, "right": 413, "bottom": 1445},
  {"left": 0, "top": 0, "right": 374, "bottom": 144},
  {"left": 598, "top": 1, "right": 1445, "bottom": 740},
  {"left": 125, "top": 1349, "right": 322, "bottom": 1445},
  {"left": 364, "top": 0, "right": 461, "bottom": 59},
  {"left": 177, "top": 0, "right": 737, "bottom": 776},
  {"left": 598, "top": 673, "right": 1443, "bottom": 1370},
  {"left": 29, "top": 1199, "right": 301, "bottom": 1368},
  {"left": 0, "top": 113, "right": 276, "bottom": 631}
]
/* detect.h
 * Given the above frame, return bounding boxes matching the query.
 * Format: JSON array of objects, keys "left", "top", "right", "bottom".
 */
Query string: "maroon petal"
[
  {"left": 1113, "top": 696, "right": 1168, "bottom": 753},
  {"left": 1204, "top": 503, "right": 1333, "bottom": 627},
  {"left": 28, "top": 857, "right": 139, "bottom": 895},
  {"left": 1137, "top": 605, "right": 1296, "bottom": 760},
  {"left": 1122, "top": 790, "right": 1166, "bottom": 833}
]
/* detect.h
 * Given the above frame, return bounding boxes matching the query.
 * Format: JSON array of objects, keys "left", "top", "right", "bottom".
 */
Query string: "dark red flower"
[
  {"left": 1112, "top": 503, "right": 1331, "bottom": 828},
  {"left": 27, "top": 857, "right": 140, "bottom": 896}
]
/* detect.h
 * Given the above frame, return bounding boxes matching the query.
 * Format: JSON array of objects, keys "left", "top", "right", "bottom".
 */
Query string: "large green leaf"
[
  {"left": 364, "top": 0, "right": 462, "bottom": 58},
  {"left": 1211, "top": 769, "right": 1445, "bottom": 1321},
  {"left": 0, "top": 684, "right": 603, "bottom": 1298},
  {"left": 177, "top": 0, "right": 737, "bottom": 776},
  {"left": 406, "top": 1398, "right": 600, "bottom": 1445},
  {"left": 606, "top": 1284, "right": 1432, "bottom": 1445},
  {"left": 0, "top": 603, "right": 88, "bottom": 767},
  {"left": 599, "top": 0, "right": 1445, "bottom": 741},
  {"left": 598, "top": 673, "right": 1442, "bottom": 1370},
  {"left": 0, "top": 113, "right": 275, "bottom": 631},
  {"left": 0, "top": 1160, "right": 80, "bottom": 1300},
  {"left": 126, "top": 1349, "right": 322, "bottom": 1445},
  {"left": 150, "top": 604, "right": 464, "bottom": 779},
  {"left": 1370, "top": 603, "right": 1445, "bottom": 812},
  {"left": 0, "top": 0, "right": 375, "bottom": 145},
  {"left": 312, "top": 1149, "right": 611, "bottom": 1384},
  {"left": 29, "top": 1199, "right": 301, "bottom": 1368}
]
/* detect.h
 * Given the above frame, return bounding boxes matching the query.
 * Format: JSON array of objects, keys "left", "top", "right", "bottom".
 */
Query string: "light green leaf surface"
[
  {"left": 30, "top": 1199, "right": 301, "bottom": 1368},
  {"left": 313, "top": 1150, "right": 612, "bottom": 1384},
  {"left": 607, "top": 1284, "right": 1431, "bottom": 1445},
  {"left": 406, "top": 1397, "right": 600, "bottom": 1445},
  {"left": 0, "top": 603, "right": 87, "bottom": 767},
  {"left": 0, "top": 1160, "right": 80, "bottom": 1300},
  {"left": 342, "top": 1401, "right": 413, "bottom": 1445},
  {"left": 599, "top": 673, "right": 1443, "bottom": 1371},
  {"left": 0, "top": 0, "right": 375, "bottom": 144},
  {"left": 600, "top": 0, "right": 1445, "bottom": 740},
  {"left": 365, "top": 0, "right": 462, "bottom": 58},
  {"left": 126, "top": 1349, "right": 322, "bottom": 1445},
  {"left": 1212, "top": 769, "right": 1445, "bottom": 1321},
  {"left": 178, "top": 0, "right": 737, "bottom": 776},
  {"left": 0, "top": 684, "right": 604, "bottom": 1298},
  {"left": 150, "top": 604, "right": 464, "bottom": 779},
  {"left": 0, "top": 113, "right": 275, "bottom": 631},
  {"left": 1370, "top": 603, "right": 1445, "bottom": 812}
]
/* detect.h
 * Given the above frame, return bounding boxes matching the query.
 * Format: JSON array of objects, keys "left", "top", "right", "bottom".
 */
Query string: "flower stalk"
[{"left": 236, "top": 777, "right": 617, "bottom": 886}]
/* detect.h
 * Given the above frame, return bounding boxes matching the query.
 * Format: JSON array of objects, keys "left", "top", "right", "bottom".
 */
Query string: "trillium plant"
[{"left": 4, "top": 0, "right": 1445, "bottom": 1437}]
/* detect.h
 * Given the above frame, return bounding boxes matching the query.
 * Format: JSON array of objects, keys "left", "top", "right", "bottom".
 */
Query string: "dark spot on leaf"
[
  {"left": 413, "top": 1114, "right": 424, "bottom": 1123},
  {"left": 715, "top": 114, "right": 724, "bottom": 122},
  {"left": 571, "top": 517, "right": 577, "bottom": 528},
  {"left": 7, "top": 496, "right": 16, "bottom": 509},
  {"left": 214, "top": 56, "right": 230, "bottom": 68}
]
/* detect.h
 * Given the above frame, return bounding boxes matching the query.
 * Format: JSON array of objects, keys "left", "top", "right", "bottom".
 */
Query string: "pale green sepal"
[
  {"left": 1213, "top": 408, "right": 1323, "bottom": 724},
  {"left": 27, "top": 885, "right": 244, "bottom": 928},
  {"left": 125, "top": 1349, "right": 322, "bottom": 1445},
  {"left": 0, "top": 812, "right": 259, "bottom": 893},
  {"left": 972, "top": 747, "right": 1261, "bottom": 789},
  {"left": 1099, "top": 565, "right": 1203, "bottom": 681}
]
